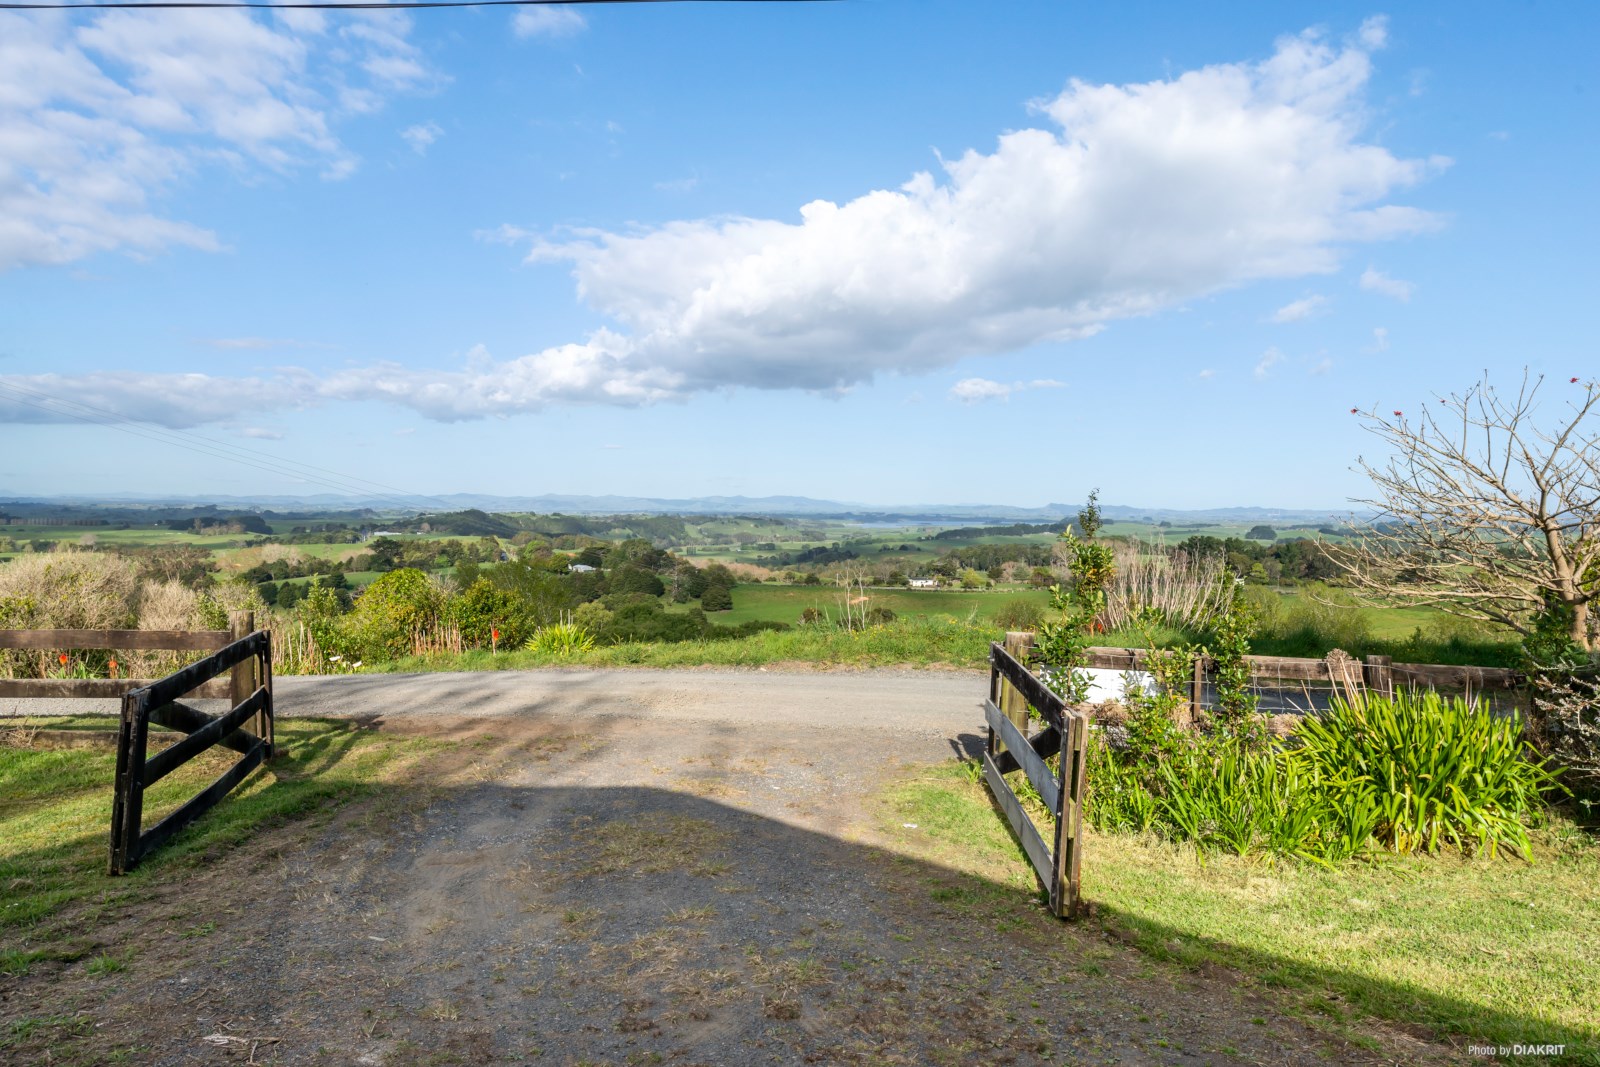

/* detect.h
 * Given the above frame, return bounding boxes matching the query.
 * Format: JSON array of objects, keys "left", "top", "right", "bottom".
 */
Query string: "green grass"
[
  {"left": 0, "top": 718, "right": 440, "bottom": 933},
  {"left": 666, "top": 582, "right": 1052, "bottom": 628},
  {"left": 374, "top": 614, "right": 998, "bottom": 673},
  {"left": 885, "top": 761, "right": 1600, "bottom": 1064}
]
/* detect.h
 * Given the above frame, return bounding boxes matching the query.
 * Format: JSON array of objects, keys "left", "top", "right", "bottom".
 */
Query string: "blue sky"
[{"left": 1, "top": 1, "right": 1595, "bottom": 509}]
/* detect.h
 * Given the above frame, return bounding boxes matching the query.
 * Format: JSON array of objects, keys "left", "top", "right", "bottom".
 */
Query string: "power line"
[
  {"left": 0, "top": 0, "right": 833, "bottom": 10},
  {"left": 0, "top": 379, "right": 457, "bottom": 513}
]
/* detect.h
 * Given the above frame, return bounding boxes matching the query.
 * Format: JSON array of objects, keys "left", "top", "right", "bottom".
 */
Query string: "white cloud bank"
[
  {"left": 0, "top": 8, "right": 435, "bottom": 271},
  {"left": 4, "top": 18, "right": 1448, "bottom": 427}
]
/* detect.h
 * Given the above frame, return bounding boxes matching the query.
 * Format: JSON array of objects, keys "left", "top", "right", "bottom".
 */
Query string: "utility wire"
[
  {"left": 0, "top": 379, "right": 457, "bottom": 514},
  {"left": 0, "top": 0, "right": 833, "bottom": 10}
]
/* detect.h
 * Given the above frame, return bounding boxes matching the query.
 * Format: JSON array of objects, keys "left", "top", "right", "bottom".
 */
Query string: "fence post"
[
  {"left": 1186, "top": 654, "right": 1206, "bottom": 729},
  {"left": 229, "top": 610, "right": 260, "bottom": 739},
  {"left": 1364, "top": 654, "right": 1394, "bottom": 702},
  {"left": 997, "top": 631, "right": 1036, "bottom": 754},
  {"left": 1051, "top": 712, "right": 1088, "bottom": 918}
]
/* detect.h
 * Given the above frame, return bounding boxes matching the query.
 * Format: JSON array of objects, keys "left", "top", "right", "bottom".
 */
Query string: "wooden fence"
[
  {"left": 0, "top": 612, "right": 275, "bottom": 874},
  {"left": 1074, "top": 644, "right": 1522, "bottom": 719},
  {"left": 983, "top": 637, "right": 1088, "bottom": 919},
  {"left": 0, "top": 612, "right": 259, "bottom": 702},
  {"left": 109, "top": 629, "right": 274, "bottom": 874}
]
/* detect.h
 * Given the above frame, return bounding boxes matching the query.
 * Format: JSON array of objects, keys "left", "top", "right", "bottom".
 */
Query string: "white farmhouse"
[{"left": 907, "top": 578, "right": 939, "bottom": 589}]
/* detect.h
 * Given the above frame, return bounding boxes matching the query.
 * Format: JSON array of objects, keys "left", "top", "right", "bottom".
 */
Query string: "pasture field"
[{"left": 670, "top": 582, "right": 1053, "bottom": 627}]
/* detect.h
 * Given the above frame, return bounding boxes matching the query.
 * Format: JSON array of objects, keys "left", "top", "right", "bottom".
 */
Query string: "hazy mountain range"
[{"left": 0, "top": 492, "right": 1356, "bottom": 526}]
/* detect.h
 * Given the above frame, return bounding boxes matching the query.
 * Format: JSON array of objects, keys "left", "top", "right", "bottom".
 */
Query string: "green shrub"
[
  {"left": 347, "top": 568, "right": 446, "bottom": 661},
  {"left": 701, "top": 584, "right": 733, "bottom": 612}
]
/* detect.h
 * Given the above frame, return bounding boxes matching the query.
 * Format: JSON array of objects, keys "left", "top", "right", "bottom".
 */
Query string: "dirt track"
[{"left": 2, "top": 668, "right": 1458, "bottom": 1065}]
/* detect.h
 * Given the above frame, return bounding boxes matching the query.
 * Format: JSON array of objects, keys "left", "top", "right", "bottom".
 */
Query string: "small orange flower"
[{"left": 58, "top": 653, "right": 68, "bottom": 665}]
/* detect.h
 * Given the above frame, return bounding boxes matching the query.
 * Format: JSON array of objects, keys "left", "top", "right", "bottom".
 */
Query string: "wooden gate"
[
  {"left": 983, "top": 638, "right": 1088, "bottom": 919},
  {"left": 110, "top": 630, "right": 274, "bottom": 874}
]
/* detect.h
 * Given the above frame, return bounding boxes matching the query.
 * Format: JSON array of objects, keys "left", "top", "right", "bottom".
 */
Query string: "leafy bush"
[
  {"left": 347, "top": 568, "right": 447, "bottom": 661},
  {"left": 701, "top": 584, "right": 733, "bottom": 612}
]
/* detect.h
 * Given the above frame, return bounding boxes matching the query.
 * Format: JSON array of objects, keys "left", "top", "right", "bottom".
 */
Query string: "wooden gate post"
[
  {"left": 1364, "top": 654, "right": 1394, "bottom": 702},
  {"left": 229, "top": 611, "right": 261, "bottom": 739},
  {"left": 997, "top": 631, "right": 1036, "bottom": 754},
  {"left": 1185, "top": 654, "right": 1206, "bottom": 730}
]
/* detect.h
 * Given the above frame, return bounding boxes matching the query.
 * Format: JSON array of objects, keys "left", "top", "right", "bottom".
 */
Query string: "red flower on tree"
[
  {"left": 1350, "top": 407, "right": 1359, "bottom": 414},
  {"left": 58, "top": 653, "right": 68, "bottom": 666},
  {"left": 1393, "top": 410, "right": 1403, "bottom": 417},
  {"left": 1573, "top": 377, "right": 1581, "bottom": 384}
]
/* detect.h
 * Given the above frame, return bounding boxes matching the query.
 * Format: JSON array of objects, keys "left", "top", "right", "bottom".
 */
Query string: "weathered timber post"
[
  {"left": 1051, "top": 711, "right": 1089, "bottom": 919},
  {"left": 997, "top": 631, "right": 1036, "bottom": 754},
  {"left": 1185, "top": 654, "right": 1206, "bottom": 730},
  {"left": 1364, "top": 654, "right": 1394, "bottom": 702},
  {"left": 229, "top": 611, "right": 261, "bottom": 739}
]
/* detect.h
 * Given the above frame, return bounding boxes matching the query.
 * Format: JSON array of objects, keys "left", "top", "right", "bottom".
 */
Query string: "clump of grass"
[{"left": 1087, "top": 691, "right": 1561, "bottom": 863}]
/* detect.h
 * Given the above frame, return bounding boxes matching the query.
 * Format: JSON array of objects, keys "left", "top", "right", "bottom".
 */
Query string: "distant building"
[
  {"left": 569, "top": 563, "right": 597, "bottom": 573},
  {"left": 908, "top": 578, "right": 939, "bottom": 589}
]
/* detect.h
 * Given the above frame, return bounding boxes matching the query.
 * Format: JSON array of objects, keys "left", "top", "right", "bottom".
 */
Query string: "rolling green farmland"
[{"left": 668, "top": 583, "right": 1053, "bottom": 627}]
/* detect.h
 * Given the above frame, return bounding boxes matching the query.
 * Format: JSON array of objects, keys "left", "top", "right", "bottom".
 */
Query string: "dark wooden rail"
[
  {"left": 984, "top": 638, "right": 1087, "bottom": 919},
  {"left": 0, "top": 626, "right": 236, "bottom": 699},
  {"left": 109, "top": 630, "right": 274, "bottom": 875}
]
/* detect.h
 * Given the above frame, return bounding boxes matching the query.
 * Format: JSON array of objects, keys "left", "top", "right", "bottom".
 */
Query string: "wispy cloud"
[
  {"left": 1254, "top": 347, "right": 1284, "bottom": 379},
  {"left": 402, "top": 121, "right": 443, "bottom": 155},
  {"left": 1269, "top": 295, "right": 1329, "bottom": 323},
  {"left": 1197, "top": 368, "right": 1216, "bottom": 380},
  {"left": 1359, "top": 267, "right": 1415, "bottom": 302},
  {"left": 949, "top": 378, "right": 1065, "bottom": 404},
  {"left": 513, "top": 6, "right": 586, "bottom": 39},
  {"left": 0, "top": 7, "right": 439, "bottom": 271},
  {"left": 1365, "top": 326, "right": 1390, "bottom": 353},
  {"left": 1308, "top": 357, "right": 1333, "bottom": 375},
  {"left": 240, "top": 426, "right": 284, "bottom": 440},
  {"left": 196, "top": 337, "right": 325, "bottom": 351}
]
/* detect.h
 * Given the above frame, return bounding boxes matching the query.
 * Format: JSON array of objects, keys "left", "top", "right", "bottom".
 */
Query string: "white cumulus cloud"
[
  {"left": 4, "top": 19, "right": 1448, "bottom": 427},
  {"left": 1359, "top": 266, "right": 1415, "bottom": 301},
  {"left": 0, "top": 8, "right": 436, "bottom": 271}
]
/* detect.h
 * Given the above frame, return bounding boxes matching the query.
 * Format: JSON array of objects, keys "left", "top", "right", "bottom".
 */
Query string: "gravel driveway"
[{"left": 2, "top": 667, "right": 1457, "bottom": 1065}]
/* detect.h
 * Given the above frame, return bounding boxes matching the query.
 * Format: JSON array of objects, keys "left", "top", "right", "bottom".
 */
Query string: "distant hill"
[{"left": 2, "top": 492, "right": 1357, "bottom": 526}]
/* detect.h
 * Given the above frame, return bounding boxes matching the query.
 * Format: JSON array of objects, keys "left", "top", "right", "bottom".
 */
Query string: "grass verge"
[
  {"left": 0, "top": 716, "right": 440, "bottom": 939},
  {"left": 881, "top": 761, "right": 1600, "bottom": 1065},
  {"left": 374, "top": 614, "right": 997, "bottom": 673}
]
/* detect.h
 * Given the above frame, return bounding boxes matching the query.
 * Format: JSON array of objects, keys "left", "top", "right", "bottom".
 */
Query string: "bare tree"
[{"left": 1341, "top": 371, "right": 1599, "bottom": 651}]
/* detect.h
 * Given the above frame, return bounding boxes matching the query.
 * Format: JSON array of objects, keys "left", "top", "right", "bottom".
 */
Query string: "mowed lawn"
[{"left": 673, "top": 583, "right": 1053, "bottom": 627}]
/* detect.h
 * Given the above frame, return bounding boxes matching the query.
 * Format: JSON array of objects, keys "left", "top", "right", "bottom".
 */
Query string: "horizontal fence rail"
[
  {"left": 1070, "top": 644, "right": 1522, "bottom": 717},
  {"left": 109, "top": 626, "right": 274, "bottom": 875},
  {"left": 983, "top": 635, "right": 1087, "bottom": 920},
  {"left": 0, "top": 627, "right": 235, "bottom": 700}
]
